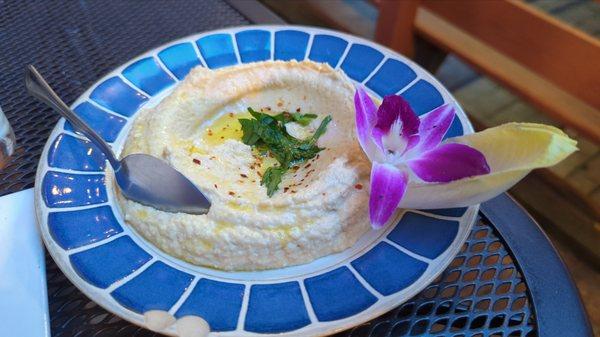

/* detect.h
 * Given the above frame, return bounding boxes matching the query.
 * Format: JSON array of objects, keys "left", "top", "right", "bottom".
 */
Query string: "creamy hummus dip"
[{"left": 118, "top": 60, "right": 370, "bottom": 270}]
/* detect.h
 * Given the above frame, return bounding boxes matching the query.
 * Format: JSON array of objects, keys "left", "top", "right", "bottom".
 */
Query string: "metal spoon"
[{"left": 26, "top": 65, "right": 211, "bottom": 215}]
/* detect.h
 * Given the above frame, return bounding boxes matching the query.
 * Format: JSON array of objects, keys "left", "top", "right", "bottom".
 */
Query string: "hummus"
[{"left": 118, "top": 60, "right": 371, "bottom": 270}]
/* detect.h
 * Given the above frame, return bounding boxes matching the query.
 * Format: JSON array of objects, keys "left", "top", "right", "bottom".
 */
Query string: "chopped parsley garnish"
[
  {"left": 239, "top": 108, "right": 332, "bottom": 196},
  {"left": 272, "top": 111, "right": 318, "bottom": 126}
]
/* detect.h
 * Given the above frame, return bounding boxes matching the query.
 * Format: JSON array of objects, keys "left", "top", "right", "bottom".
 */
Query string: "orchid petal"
[
  {"left": 414, "top": 104, "right": 456, "bottom": 153},
  {"left": 375, "top": 95, "right": 419, "bottom": 135},
  {"left": 354, "top": 87, "right": 383, "bottom": 161},
  {"left": 398, "top": 123, "right": 577, "bottom": 209},
  {"left": 408, "top": 143, "right": 490, "bottom": 183},
  {"left": 373, "top": 95, "right": 419, "bottom": 151},
  {"left": 369, "top": 162, "right": 408, "bottom": 229}
]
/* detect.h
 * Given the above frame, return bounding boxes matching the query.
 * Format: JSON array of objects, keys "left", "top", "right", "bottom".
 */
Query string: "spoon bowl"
[{"left": 26, "top": 65, "right": 211, "bottom": 215}]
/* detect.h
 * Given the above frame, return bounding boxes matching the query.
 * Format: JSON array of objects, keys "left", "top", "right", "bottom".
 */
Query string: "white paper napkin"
[{"left": 0, "top": 188, "right": 50, "bottom": 337}]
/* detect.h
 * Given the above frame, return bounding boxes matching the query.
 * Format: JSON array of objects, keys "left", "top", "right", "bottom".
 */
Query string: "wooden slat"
[
  {"left": 414, "top": 8, "right": 600, "bottom": 142},
  {"left": 421, "top": 0, "right": 600, "bottom": 109},
  {"left": 375, "top": 0, "right": 419, "bottom": 57}
]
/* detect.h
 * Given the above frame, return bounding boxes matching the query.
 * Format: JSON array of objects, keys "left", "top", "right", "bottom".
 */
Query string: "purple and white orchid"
[{"left": 354, "top": 87, "right": 491, "bottom": 228}]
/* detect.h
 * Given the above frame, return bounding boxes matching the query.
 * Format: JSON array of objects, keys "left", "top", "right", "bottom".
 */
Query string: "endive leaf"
[{"left": 398, "top": 123, "right": 577, "bottom": 209}]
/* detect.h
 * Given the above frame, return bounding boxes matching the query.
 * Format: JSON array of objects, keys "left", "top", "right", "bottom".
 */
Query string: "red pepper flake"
[
  {"left": 210, "top": 156, "right": 216, "bottom": 160},
  {"left": 220, "top": 136, "right": 224, "bottom": 139},
  {"left": 252, "top": 180, "right": 256, "bottom": 183},
  {"left": 291, "top": 190, "right": 297, "bottom": 194},
  {"left": 277, "top": 101, "right": 283, "bottom": 107},
  {"left": 304, "top": 163, "right": 311, "bottom": 169},
  {"left": 257, "top": 171, "right": 262, "bottom": 177},
  {"left": 192, "top": 158, "right": 201, "bottom": 165},
  {"left": 207, "top": 129, "right": 213, "bottom": 136},
  {"left": 296, "top": 107, "right": 301, "bottom": 112},
  {"left": 292, "top": 165, "right": 300, "bottom": 170},
  {"left": 240, "top": 174, "right": 248, "bottom": 178},
  {"left": 229, "top": 112, "right": 234, "bottom": 117},
  {"left": 322, "top": 192, "right": 326, "bottom": 196},
  {"left": 214, "top": 184, "right": 218, "bottom": 189},
  {"left": 316, "top": 154, "right": 320, "bottom": 159},
  {"left": 354, "top": 184, "right": 363, "bottom": 190},
  {"left": 228, "top": 191, "right": 235, "bottom": 196},
  {"left": 265, "top": 106, "right": 271, "bottom": 111},
  {"left": 284, "top": 187, "right": 289, "bottom": 193}
]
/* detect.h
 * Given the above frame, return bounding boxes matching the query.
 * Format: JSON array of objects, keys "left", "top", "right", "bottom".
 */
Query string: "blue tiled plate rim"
[{"left": 34, "top": 25, "right": 478, "bottom": 337}]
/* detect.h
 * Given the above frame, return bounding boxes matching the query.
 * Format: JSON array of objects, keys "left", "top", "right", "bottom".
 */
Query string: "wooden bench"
[{"left": 375, "top": 0, "right": 600, "bottom": 142}]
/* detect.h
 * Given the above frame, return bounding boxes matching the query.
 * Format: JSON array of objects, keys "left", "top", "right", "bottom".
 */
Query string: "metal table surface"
[{"left": 0, "top": 1, "right": 592, "bottom": 336}]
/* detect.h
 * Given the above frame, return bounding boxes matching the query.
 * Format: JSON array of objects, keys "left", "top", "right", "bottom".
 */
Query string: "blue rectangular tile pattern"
[
  {"left": 365, "top": 59, "right": 417, "bottom": 97},
  {"left": 245, "top": 282, "right": 310, "bottom": 333},
  {"left": 70, "top": 236, "right": 152, "bottom": 289},
  {"left": 400, "top": 80, "right": 463, "bottom": 138},
  {"left": 122, "top": 57, "right": 176, "bottom": 96},
  {"left": 42, "top": 171, "right": 107, "bottom": 208},
  {"left": 47, "top": 134, "right": 106, "bottom": 171},
  {"left": 111, "top": 261, "right": 193, "bottom": 313},
  {"left": 48, "top": 206, "right": 122, "bottom": 250},
  {"left": 89, "top": 77, "right": 148, "bottom": 117},
  {"left": 196, "top": 34, "right": 238, "bottom": 69},
  {"left": 388, "top": 212, "right": 459, "bottom": 259},
  {"left": 444, "top": 116, "right": 464, "bottom": 139},
  {"left": 158, "top": 43, "right": 202, "bottom": 80},
  {"left": 274, "top": 30, "right": 309, "bottom": 61},
  {"left": 340, "top": 44, "right": 384, "bottom": 82},
  {"left": 400, "top": 79, "right": 444, "bottom": 116},
  {"left": 65, "top": 102, "right": 127, "bottom": 143},
  {"left": 235, "top": 29, "right": 271, "bottom": 63},
  {"left": 304, "top": 266, "right": 377, "bottom": 322},
  {"left": 175, "top": 279, "right": 244, "bottom": 332},
  {"left": 422, "top": 207, "right": 468, "bottom": 217},
  {"left": 308, "top": 34, "right": 348, "bottom": 68},
  {"left": 351, "top": 242, "right": 428, "bottom": 296}
]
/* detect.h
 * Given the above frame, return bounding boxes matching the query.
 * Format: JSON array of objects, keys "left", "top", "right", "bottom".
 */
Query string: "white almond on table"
[
  {"left": 176, "top": 316, "right": 210, "bottom": 337},
  {"left": 143, "top": 310, "right": 176, "bottom": 331}
]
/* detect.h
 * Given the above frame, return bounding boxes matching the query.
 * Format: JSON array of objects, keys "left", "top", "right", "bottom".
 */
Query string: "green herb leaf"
[
  {"left": 239, "top": 108, "right": 332, "bottom": 196},
  {"left": 311, "top": 115, "right": 332, "bottom": 142},
  {"left": 261, "top": 166, "right": 288, "bottom": 197},
  {"left": 273, "top": 111, "right": 318, "bottom": 126},
  {"left": 238, "top": 118, "right": 260, "bottom": 145}
]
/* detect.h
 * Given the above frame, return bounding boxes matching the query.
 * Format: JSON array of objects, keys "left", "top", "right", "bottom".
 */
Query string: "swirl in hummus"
[{"left": 118, "top": 60, "right": 370, "bottom": 271}]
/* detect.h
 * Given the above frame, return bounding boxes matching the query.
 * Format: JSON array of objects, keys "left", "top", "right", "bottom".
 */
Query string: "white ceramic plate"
[{"left": 35, "top": 25, "right": 477, "bottom": 336}]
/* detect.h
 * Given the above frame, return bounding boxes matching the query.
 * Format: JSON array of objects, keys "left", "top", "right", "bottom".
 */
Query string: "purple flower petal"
[
  {"left": 408, "top": 143, "right": 490, "bottom": 183},
  {"left": 369, "top": 162, "right": 408, "bottom": 229},
  {"left": 375, "top": 95, "right": 420, "bottom": 135},
  {"left": 414, "top": 104, "right": 456, "bottom": 153},
  {"left": 355, "top": 88, "right": 383, "bottom": 160},
  {"left": 405, "top": 133, "right": 421, "bottom": 154},
  {"left": 373, "top": 95, "right": 420, "bottom": 152}
]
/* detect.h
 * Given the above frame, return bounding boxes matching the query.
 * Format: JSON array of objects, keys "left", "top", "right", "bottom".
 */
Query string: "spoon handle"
[{"left": 25, "top": 65, "right": 121, "bottom": 170}]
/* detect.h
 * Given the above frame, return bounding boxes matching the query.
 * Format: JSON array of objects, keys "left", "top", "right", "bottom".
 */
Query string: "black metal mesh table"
[{"left": 0, "top": 1, "right": 592, "bottom": 336}]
